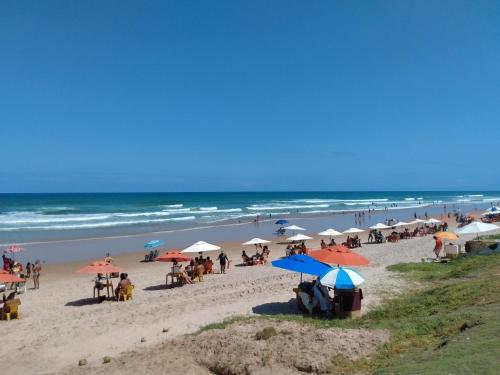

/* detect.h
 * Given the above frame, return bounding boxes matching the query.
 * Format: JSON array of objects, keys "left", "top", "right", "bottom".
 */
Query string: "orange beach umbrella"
[
  {"left": 156, "top": 251, "right": 192, "bottom": 263},
  {"left": 76, "top": 261, "right": 122, "bottom": 274},
  {"left": 309, "top": 245, "right": 369, "bottom": 266},
  {"left": 0, "top": 270, "right": 25, "bottom": 283},
  {"left": 433, "top": 231, "right": 459, "bottom": 241}
]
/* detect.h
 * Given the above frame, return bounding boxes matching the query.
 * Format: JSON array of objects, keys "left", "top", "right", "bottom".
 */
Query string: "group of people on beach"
[
  {"left": 171, "top": 251, "right": 230, "bottom": 285},
  {"left": 285, "top": 242, "right": 308, "bottom": 256},
  {"left": 2, "top": 254, "right": 41, "bottom": 290},
  {"left": 241, "top": 246, "right": 270, "bottom": 266}
]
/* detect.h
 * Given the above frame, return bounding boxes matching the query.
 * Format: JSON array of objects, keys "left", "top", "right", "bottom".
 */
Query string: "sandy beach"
[{"left": 2, "top": 214, "right": 495, "bottom": 374}]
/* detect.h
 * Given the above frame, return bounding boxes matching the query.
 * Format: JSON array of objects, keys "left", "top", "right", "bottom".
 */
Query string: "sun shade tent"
[
  {"left": 318, "top": 229, "right": 343, "bottom": 236},
  {"left": 320, "top": 267, "right": 365, "bottom": 290},
  {"left": 286, "top": 234, "right": 313, "bottom": 242},
  {"left": 155, "top": 251, "right": 192, "bottom": 263},
  {"left": 275, "top": 219, "right": 289, "bottom": 225},
  {"left": 369, "top": 223, "right": 390, "bottom": 230},
  {"left": 456, "top": 221, "right": 499, "bottom": 237},
  {"left": 309, "top": 245, "right": 369, "bottom": 266},
  {"left": 271, "top": 254, "right": 332, "bottom": 276},
  {"left": 181, "top": 241, "right": 221, "bottom": 253},
  {"left": 343, "top": 228, "right": 365, "bottom": 234},
  {"left": 242, "top": 238, "right": 271, "bottom": 246}
]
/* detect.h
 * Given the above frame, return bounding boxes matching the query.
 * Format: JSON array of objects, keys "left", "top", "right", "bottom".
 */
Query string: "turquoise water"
[{"left": 1, "top": 191, "right": 499, "bottom": 243}]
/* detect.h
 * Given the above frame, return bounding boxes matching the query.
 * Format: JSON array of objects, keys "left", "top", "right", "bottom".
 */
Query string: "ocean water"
[{"left": 1, "top": 191, "right": 499, "bottom": 244}]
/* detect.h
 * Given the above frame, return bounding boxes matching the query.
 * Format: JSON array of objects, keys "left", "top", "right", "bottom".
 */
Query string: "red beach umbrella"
[
  {"left": 76, "top": 261, "right": 122, "bottom": 274},
  {"left": 0, "top": 270, "right": 25, "bottom": 283},
  {"left": 309, "top": 245, "right": 369, "bottom": 266},
  {"left": 156, "top": 251, "right": 192, "bottom": 263}
]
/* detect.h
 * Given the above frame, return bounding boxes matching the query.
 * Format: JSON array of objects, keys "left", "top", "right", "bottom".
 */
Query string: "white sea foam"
[
  {"left": 162, "top": 208, "right": 191, "bottom": 213},
  {"left": 247, "top": 204, "right": 329, "bottom": 211},
  {"left": 299, "top": 210, "right": 335, "bottom": 214},
  {"left": 404, "top": 198, "right": 415, "bottom": 201},
  {"left": 0, "top": 216, "right": 196, "bottom": 231},
  {"left": 290, "top": 198, "right": 388, "bottom": 204},
  {"left": 162, "top": 204, "right": 183, "bottom": 208},
  {"left": 186, "top": 208, "right": 242, "bottom": 215},
  {"left": 0, "top": 212, "right": 113, "bottom": 224}
]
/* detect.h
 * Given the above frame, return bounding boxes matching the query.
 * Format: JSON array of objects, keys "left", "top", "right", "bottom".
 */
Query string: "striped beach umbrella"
[
  {"left": 4, "top": 245, "right": 24, "bottom": 262},
  {"left": 4, "top": 245, "right": 23, "bottom": 254},
  {"left": 320, "top": 267, "right": 365, "bottom": 290}
]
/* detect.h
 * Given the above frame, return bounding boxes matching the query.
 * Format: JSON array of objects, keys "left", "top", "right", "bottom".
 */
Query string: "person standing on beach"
[
  {"left": 217, "top": 251, "right": 229, "bottom": 274},
  {"left": 33, "top": 260, "right": 42, "bottom": 289},
  {"left": 433, "top": 236, "right": 443, "bottom": 259}
]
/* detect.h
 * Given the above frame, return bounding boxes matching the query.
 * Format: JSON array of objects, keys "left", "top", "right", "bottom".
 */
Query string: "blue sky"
[{"left": 1, "top": 1, "right": 499, "bottom": 192}]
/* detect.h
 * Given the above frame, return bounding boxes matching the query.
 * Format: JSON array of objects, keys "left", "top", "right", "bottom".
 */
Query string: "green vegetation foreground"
[{"left": 269, "top": 253, "right": 500, "bottom": 374}]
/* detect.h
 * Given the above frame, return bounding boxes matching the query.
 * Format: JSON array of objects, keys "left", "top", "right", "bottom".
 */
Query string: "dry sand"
[
  {"left": 1, "top": 220, "right": 493, "bottom": 374},
  {"left": 65, "top": 319, "right": 390, "bottom": 375}
]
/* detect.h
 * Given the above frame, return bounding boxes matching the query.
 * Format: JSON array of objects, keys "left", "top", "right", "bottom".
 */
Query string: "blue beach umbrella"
[
  {"left": 144, "top": 240, "right": 165, "bottom": 249},
  {"left": 320, "top": 267, "right": 365, "bottom": 290},
  {"left": 272, "top": 254, "right": 332, "bottom": 277},
  {"left": 275, "top": 219, "right": 289, "bottom": 225}
]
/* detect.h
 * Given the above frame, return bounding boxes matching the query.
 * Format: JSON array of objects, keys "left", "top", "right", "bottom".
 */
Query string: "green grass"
[
  {"left": 480, "top": 233, "right": 500, "bottom": 240},
  {"left": 387, "top": 254, "right": 500, "bottom": 281},
  {"left": 197, "top": 254, "right": 500, "bottom": 374},
  {"left": 193, "top": 315, "right": 248, "bottom": 335}
]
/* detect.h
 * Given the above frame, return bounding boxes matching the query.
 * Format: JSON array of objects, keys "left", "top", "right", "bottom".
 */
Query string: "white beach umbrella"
[
  {"left": 393, "top": 221, "right": 410, "bottom": 227},
  {"left": 181, "top": 241, "right": 221, "bottom": 253},
  {"left": 484, "top": 206, "right": 500, "bottom": 213},
  {"left": 425, "top": 218, "right": 441, "bottom": 224},
  {"left": 286, "top": 234, "right": 313, "bottom": 242},
  {"left": 409, "top": 219, "right": 426, "bottom": 225},
  {"left": 343, "top": 227, "right": 365, "bottom": 234},
  {"left": 369, "top": 223, "right": 390, "bottom": 230},
  {"left": 242, "top": 238, "right": 271, "bottom": 246},
  {"left": 318, "top": 228, "right": 343, "bottom": 236},
  {"left": 456, "top": 221, "right": 499, "bottom": 237},
  {"left": 284, "top": 225, "right": 306, "bottom": 231}
]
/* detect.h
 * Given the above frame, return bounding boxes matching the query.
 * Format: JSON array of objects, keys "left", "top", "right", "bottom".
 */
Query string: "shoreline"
[{"left": 4, "top": 203, "right": 489, "bottom": 265}]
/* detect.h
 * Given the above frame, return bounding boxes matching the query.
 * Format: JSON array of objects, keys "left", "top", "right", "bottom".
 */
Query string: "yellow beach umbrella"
[{"left": 434, "top": 231, "right": 459, "bottom": 241}]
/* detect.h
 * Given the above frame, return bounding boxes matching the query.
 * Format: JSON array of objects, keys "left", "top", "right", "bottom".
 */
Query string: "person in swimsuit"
[{"left": 32, "top": 260, "right": 42, "bottom": 289}]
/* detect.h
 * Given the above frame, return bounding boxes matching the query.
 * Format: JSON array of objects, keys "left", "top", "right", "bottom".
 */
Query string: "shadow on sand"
[
  {"left": 143, "top": 283, "right": 177, "bottom": 291},
  {"left": 252, "top": 298, "right": 300, "bottom": 315},
  {"left": 65, "top": 297, "right": 106, "bottom": 307}
]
